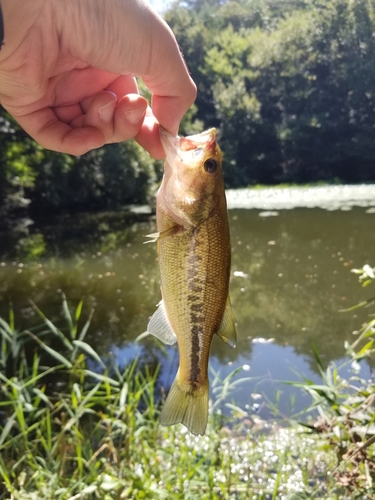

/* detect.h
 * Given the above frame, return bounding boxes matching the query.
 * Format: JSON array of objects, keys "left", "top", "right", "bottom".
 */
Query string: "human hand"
[{"left": 0, "top": 0, "right": 196, "bottom": 158}]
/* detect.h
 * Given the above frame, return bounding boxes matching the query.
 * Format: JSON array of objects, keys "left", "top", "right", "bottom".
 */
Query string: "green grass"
[{"left": 1, "top": 290, "right": 372, "bottom": 499}]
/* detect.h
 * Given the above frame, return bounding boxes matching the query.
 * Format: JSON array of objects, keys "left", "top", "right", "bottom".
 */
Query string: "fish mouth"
[
  {"left": 180, "top": 129, "right": 217, "bottom": 154},
  {"left": 159, "top": 127, "right": 218, "bottom": 156}
]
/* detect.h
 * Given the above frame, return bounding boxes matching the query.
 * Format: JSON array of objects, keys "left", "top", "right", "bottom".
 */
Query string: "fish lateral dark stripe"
[
  {"left": 187, "top": 240, "right": 204, "bottom": 385},
  {"left": 189, "top": 323, "right": 202, "bottom": 384},
  {"left": 190, "top": 313, "right": 202, "bottom": 324},
  {"left": 190, "top": 302, "right": 203, "bottom": 313}
]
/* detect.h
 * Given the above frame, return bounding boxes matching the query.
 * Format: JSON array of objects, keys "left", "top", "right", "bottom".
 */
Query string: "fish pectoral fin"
[
  {"left": 158, "top": 225, "right": 182, "bottom": 238},
  {"left": 144, "top": 225, "right": 181, "bottom": 244},
  {"left": 160, "top": 374, "right": 209, "bottom": 436},
  {"left": 147, "top": 300, "right": 177, "bottom": 345},
  {"left": 144, "top": 232, "right": 160, "bottom": 244},
  {"left": 216, "top": 296, "right": 237, "bottom": 348}
]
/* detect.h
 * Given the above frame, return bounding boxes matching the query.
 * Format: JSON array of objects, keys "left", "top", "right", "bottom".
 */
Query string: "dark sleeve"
[{"left": 0, "top": 3, "right": 4, "bottom": 50}]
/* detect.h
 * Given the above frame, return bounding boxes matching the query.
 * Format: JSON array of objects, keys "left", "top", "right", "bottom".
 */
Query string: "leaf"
[
  {"left": 311, "top": 342, "right": 326, "bottom": 378},
  {"left": 339, "top": 296, "right": 375, "bottom": 312},
  {"left": 8, "top": 308, "right": 15, "bottom": 332},
  {"left": 30, "top": 301, "right": 73, "bottom": 351},
  {"left": 0, "top": 317, "right": 13, "bottom": 337},
  {"left": 356, "top": 340, "right": 375, "bottom": 358},
  {"left": 77, "top": 309, "right": 94, "bottom": 342},
  {"left": 84, "top": 370, "right": 120, "bottom": 387},
  {"left": 75, "top": 299, "right": 84, "bottom": 323},
  {"left": 61, "top": 293, "right": 74, "bottom": 338},
  {"left": 119, "top": 382, "right": 128, "bottom": 408},
  {"left": 26, "top": 331, "right": 72, "bottom": 369},
  {"left": 0, "top": 412, "right": 16, "bottom": 447},
  {"left": 81, "top": 485, "right": 98, "bottom": 495},
  {"left": 0, "top": 326, "right": 12, "bottom": 344},
  {"left": 73, "top": 340, "right": 105, "bottom": 368},
  {"left": 225, "top": 402, "right": 247, "bottom": 417},
  {"left": 32, "top": 388, "right": 54, "bottom": 408}
]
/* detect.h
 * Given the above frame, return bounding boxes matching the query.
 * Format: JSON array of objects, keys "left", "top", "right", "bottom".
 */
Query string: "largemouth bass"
[{"left": 147, "top": 128, "right": 236, "bottom": 435}]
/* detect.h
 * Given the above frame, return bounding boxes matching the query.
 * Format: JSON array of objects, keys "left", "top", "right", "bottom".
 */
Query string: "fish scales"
[
  {"left": 147, "top": 128, "right": 236, "bottom": 435},
  {"left": 158, "top": 209, "right": 230, "bottom": 388}
]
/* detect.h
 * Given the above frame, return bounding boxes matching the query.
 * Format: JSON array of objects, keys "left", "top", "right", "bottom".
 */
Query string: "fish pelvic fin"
[
  {"left": 147, "top": 300, "right": 177, "bottom": 345},
  {"left": 160, "top": 375, "right": 209, "bottom": 436},
  {"left": 216, "top": 295, "right": 237, "bottom": 348}
]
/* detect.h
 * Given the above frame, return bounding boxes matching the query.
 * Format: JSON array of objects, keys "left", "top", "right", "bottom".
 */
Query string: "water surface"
[{"left": 1, "top": 186, "right": 374, "bottom": 419}]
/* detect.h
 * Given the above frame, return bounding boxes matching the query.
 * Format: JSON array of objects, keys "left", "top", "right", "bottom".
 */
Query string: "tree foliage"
[
  {"left": 1, "top": 0, "right": 375, "bottom": 227},
  {"left": 167, "top": 0, "right": 375, "bottom": 185},
  {"left": 0, "top": 109, "right": 160, "bottom": 227}
]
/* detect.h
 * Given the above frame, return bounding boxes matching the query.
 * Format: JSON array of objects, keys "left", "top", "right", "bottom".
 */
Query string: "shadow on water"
[{"left": 1, "top": 201, "right": 375, "bottom": 419}]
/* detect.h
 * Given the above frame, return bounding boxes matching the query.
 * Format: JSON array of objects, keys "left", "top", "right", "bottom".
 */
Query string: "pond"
[{"left": 1, "top": 185, "right": 375, "bottom": 420}]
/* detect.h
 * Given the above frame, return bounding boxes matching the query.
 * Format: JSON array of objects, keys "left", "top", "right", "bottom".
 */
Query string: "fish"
[{"left": 146, "top": 127, "right": 236, "bottom": 435}]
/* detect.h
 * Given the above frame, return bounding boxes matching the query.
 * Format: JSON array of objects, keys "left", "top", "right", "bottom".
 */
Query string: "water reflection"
[{"left": 0, "top": 206, "right": 374, "bottom": 417}]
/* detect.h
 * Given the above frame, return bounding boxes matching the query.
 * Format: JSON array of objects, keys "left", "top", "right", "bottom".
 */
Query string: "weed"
[{"left": 289, "top": 265, "right": 375, "bottom": 497}]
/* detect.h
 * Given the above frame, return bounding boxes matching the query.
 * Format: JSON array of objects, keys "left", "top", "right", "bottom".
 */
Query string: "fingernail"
[
  {"left": 126, "top": 108, "right": 146, "bottom": 124},
  {"left": 99, "top": 99, "right": 117, "bottom": 123}
]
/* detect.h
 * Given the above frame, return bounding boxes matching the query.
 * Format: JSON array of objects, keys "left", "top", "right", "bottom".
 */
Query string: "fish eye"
[{"left": 204, "top": 158, "right": 219, "bottom": 173}]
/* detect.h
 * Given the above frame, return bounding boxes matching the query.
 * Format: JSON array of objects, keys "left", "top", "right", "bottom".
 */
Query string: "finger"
[
  {"left": 54, "top": 103, "right": 82, "bottom": 124},
  {"left": 105, "top": 75, "right": 139, "bottom": 100},
  {"left": 132, "top": 17, "right": 197, "bottom": 135},
  {"left": 82, "top": 91, "right": 117, "bottom": 142},
  {"left": 135, "top": 108, "right": 165, "bottom": 160},
  {"left": 69, "top": 91, "right": 117, "bottom": 129},
  {"left": 66, "top": 3, "right": 196, "bottom": 136},
  {"left": 75, "top": 92, "right": 148, "bottom": 144},
  {"left": 151, "top": 91, "right": 196, "bottom": 137},
  {"left": 14, "top": 107, "right": 105, "bottom": 155},
  {"left": 111, "top": 93, "right": 147, "bottom": 143},
  {"left": 79, "top": 75, "right": 139, "bottom": 113}
]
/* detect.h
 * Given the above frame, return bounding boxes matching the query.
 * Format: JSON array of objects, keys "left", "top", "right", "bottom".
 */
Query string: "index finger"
[
  {"left": 65, "top": 1, "right": 196, "bottom": 137},
  {"left": 141, "top": 18, "right": 197, "bottom": 135}
]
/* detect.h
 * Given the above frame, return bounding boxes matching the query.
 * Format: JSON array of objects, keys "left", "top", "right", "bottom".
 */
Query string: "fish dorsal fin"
[
  {"left": 147, "top": 300, "right": 177, "bottom": 345},
  {"left": 216, "top": 296, "right": 237, "bottom": 348}
]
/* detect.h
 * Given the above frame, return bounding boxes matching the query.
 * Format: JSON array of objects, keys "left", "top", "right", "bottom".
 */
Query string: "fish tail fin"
[{"left": 160, "top": 375, "right": 209, "bottom": 436}]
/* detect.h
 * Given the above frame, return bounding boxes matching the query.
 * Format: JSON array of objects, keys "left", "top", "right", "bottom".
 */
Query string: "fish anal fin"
[
  {"left": 147, "top": 300, "right": 177, "bottom": 345},
  {"left": 160, "top": 374, "right": 209, "bottom": 436},
  {"left": 216, "top": 296, "right": 237, "bottom": 348}
]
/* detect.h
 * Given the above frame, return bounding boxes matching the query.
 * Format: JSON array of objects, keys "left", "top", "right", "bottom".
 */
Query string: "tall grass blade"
[
  {"left": 339, "top": 296, "right": 375, "bottom": 312},
  {"left": 77, "top": 309, "right": 94, "bottom": 342},
  {"left": 84, "top": 370, "right": 120, "bottom": 387},
  {"left": 26, "top": 330, "right": 72, "bottom": 369},
  {"left": 0, "top": 317, "right": 13, "bottom": 339},
  {"left": 73, "top": 340, "right": 105, "bottom": 368},
  {"left": 30, "top": 300, "right": 73, "bottom": 350},
  {"left": 62, "top": 293, "right": 74, "bottom": 337},
  {"left": 311, "top": 342, "right": 326, "bottom": 378},
  {"left": 0, "top": 412, "right": 16, "bottom": 447}
]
